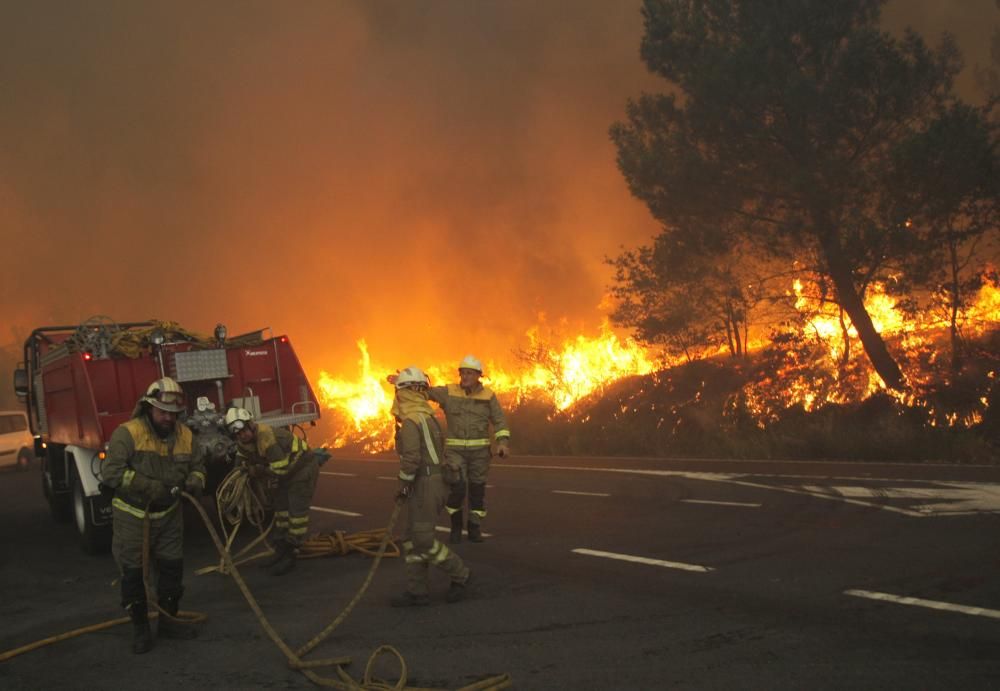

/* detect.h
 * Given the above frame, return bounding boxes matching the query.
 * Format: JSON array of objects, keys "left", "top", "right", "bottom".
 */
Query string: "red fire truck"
[{"left": 12, "top": 317, "right": 321, "bottom": 553}]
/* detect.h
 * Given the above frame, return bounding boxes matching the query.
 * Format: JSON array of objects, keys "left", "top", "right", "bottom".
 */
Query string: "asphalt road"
[{"left": 2, "top": 454, "right": 1000, "bottom": 690}]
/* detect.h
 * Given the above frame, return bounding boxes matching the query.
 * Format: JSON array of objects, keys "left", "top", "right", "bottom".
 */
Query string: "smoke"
[{"left": 0, "top": 0, "right": 995, "bottom": 382}]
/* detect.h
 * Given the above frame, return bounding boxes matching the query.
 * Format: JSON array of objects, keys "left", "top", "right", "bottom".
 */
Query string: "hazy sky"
[{"left": 1, "top": 1, "right": 996, "bottom": 379}]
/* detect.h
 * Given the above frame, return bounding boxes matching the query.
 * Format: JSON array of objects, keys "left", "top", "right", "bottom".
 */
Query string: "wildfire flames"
[
  {"left": 317, "top": 278, "right": 1000, "bottom": 451},
  {"left": 316, "top": 322, "right": 657, "bottom": 451}
]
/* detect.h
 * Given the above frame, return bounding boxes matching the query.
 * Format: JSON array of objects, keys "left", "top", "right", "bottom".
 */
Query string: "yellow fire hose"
[{"left": 0, "top": 489, "right": 511, "bottom": 690}]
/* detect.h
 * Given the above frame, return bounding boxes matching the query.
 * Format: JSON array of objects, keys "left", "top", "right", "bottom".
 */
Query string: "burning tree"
[{"left": 610, "top": 0, "right": 995, "bottom": 391}]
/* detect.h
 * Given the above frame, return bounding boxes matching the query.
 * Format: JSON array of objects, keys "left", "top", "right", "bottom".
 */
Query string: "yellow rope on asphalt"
[{"left": 0, "top": 489, "right": 512, "bottom": 690}]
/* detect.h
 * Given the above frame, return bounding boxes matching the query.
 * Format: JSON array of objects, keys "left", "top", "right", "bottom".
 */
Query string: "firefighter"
[
  {"left": 101, "top": 376, "right": 206, "bottom": 654},
  {"left": 390, "top": 366, "right": 470, "bottom": 606},
  {"left": 429, "top": 355, "right": 510, "bottom": 543},
  {"left": 224, "top": 407, "right": 321, "bottom": 576}
]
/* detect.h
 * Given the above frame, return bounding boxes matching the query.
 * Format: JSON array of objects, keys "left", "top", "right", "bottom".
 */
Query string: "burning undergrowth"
[{"left": 511, "top": 327, "right": 999, "bottom": 462}]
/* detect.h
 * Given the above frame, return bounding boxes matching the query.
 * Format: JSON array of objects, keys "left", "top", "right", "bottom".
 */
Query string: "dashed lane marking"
[
  {"left": 681, "top": 499, "right": 761, "bottom": 508},
  {"left": 320, "top": 471, "right": 357, "bottom": 477},
  {"left": 572, "top": 548, "right": 713, "bottom": 573},
  {"left": 310, "top": 506, "right": 363, "bottom": 517},
  {"left": 552, "top": 490, "right": 610, "bottom": 497},
  {"left": 845, "top": 589, "right": 1000, "bottom": 620}
]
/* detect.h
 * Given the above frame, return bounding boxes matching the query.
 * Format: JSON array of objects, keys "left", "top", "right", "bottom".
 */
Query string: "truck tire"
[
  {"left": 16, "top": 447, "right": 33, "bottom": 471},
  {"left": 71, "top": 464, "right": 112, "bottom": 554},
  {"left": 42, "top": 448, "right": 72, "bottom": 523}
]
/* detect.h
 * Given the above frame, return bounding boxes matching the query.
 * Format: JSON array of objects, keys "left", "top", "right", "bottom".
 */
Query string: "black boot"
[
  {"left": 157, "top": 595, "right": 198, "bottom": 640},
  {"left": 259, "top": 540, "right": 291, "bottom": 568},
  {"left": 467, "top": 521, "right": 484, "bottom": 543},
  {"left": 126, "top": 601, "right": 152, "bottom": 654},
  {"left": 446, "top": 571, "right": 471, "bottom": 604},
  {"left": 449, "top": 510, "right": 463, "bottom": 544},
  {"left": 269, "top": 541, "right": 297, "bottom": 576}
]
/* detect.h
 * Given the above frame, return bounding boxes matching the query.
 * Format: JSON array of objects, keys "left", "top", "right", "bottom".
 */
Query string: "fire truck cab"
[{"left": 12, "top": 317, "right": 320, "bottom": 554}]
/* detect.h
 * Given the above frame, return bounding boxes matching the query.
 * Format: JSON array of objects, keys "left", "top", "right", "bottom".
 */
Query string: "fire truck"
[{"left": 12, "top": 317, "right": 321, "bottom": 554}]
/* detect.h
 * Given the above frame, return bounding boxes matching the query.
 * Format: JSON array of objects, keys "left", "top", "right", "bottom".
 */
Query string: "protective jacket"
[
  {"left": 103, "top": 415, "right": 206, "bottom": 519},
  {"left": 102, "top": 412, "right": 206, "bottom": 611},
  {"left": 395, "top": 413, "right": 468, "bottom": 595},
  {"left": 427, "top": 383, "right": 510, "bottom": 449},
  {"left": 235, "top": 423, "right": 308, "bottom": 476},
  {"left": 236, "top": 423, "right": 317, "bottom": 546}
]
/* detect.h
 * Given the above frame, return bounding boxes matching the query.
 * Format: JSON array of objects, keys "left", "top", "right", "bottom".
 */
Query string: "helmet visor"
[
  {"left": 227, "top": 418, "right": 247, "bottom": 433},
  {"left": 148, "top": 389, "right": 185, "bottom": 412}
]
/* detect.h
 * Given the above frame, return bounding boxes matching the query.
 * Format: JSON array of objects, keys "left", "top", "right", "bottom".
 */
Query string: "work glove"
[
  {"left": 395, "top": 480, "right": 414, "bottom": 501},
  {"left": 184, "top": 474, "right": 204, "bottom": 498},
  {"left": 149, "top": 480, "right": 174, "bottom": 503},
  {"left": 496, "top": 444, "right": 510, "bottom": 459}
]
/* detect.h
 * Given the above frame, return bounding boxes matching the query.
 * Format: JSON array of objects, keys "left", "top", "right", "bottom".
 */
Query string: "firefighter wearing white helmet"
[
  {"left": 101, "top": 376, "right": 206, "bottom": 654},
  {"left": 225, "top": 406, "right": 326, "bottom": 576},
  {"left": 390, "top": 366, "right": 471, "bottom": 606},
  {"left": 427, "top": 355, "right": 510, "bottom": 544}
]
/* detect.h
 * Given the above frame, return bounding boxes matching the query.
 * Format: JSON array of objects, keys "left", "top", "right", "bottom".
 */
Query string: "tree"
[
  {"left": 611, "top": 0, "right": 970, "bottom": 391},
  {"left": 889, "top": 103, "right": 999, "bottom": 369},
  {"left": 608, "top": 226, "right": 779, "bottom": 360}
]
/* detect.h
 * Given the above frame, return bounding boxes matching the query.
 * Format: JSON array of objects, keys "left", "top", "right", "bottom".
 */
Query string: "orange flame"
[
  {"left": 317, "top": 276, "right": 999, "bottom": 449},
  {"left": 316, "top": 321, "right": 658, "bottom": 450}
]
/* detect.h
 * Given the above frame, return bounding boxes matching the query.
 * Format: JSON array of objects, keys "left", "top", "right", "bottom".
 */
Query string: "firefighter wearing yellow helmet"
[
  {"left": 428, "top": 355, "right": 510, "bottom": 543},
  {"left": 101, "top": 376, "right": 206, "bottom": 654},
  {"left": 390, "top": 366, "right": 470, "bottom": 606},
  {"left": 224, "top": 406, "right": 325, "bottom": 576}
]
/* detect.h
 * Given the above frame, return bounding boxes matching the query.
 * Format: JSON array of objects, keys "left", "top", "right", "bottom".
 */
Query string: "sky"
[{"left": 1, "top": 0, "right": 996, "bottom": 382}]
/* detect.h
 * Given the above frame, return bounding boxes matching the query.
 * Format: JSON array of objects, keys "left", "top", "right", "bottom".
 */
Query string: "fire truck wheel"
[
  {"left": 42, "top": 452, "right": 72, "bottom": 523},
  {"left": 15, "top": 447, "right": 33, "bottom": 471},
  {"left": 70, "top": 465, "right": 112, "bottom": 555}
]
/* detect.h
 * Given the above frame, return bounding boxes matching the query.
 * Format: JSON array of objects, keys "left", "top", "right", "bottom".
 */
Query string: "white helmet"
[
  {"left": 395, "top": 366, "right": 429, "bottom": 390},
  {"left": 458, "top": 354, "right": 482, "bottom": 373},
  {"left": 224, "top": 407, "right": 254, "bottom": 433},
  {"left": 143, "top": 377, "right": 186, "bottom": 413}
]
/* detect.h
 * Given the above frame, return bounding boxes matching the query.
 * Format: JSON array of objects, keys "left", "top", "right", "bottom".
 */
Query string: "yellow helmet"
[
  {"left": 458, "top": 354, "right": 482, "bottom": 373},
  {"left": 143, "top": 377, "right": 186, "bottom": 413},
  {"left": 224, "top": 407, "right": 254, "bottom": 433}
]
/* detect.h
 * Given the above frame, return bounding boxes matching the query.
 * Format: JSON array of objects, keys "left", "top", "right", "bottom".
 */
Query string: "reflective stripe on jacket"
[
  {"left": 236, "top": 424, "right": 308, "bottom": 476},
  {"left": 102, "top": 415, "right": 205, "bottom": 508},
  {"left": 396, "top": 415, "right": 444, "bottom": 482},
  {"left": 427, "top": 383, "right": 510, "bottom": 447}
]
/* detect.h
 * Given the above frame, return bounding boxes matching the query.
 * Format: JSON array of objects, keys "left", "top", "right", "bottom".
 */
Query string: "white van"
[{"left": 0, "top": 410, "right": 34, "bottom": 471}]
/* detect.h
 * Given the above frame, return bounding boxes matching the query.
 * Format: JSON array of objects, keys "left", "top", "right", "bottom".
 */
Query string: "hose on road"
[{"left": 0, "top": 488, "right": 510, "bottom": 690}]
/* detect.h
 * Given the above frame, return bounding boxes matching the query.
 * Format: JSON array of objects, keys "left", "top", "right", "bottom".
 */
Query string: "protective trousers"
[
  {"left": 445, "top": 447, "right": 491, "bottom": 526},
  {"left": 112, "top": 504, "right": 184, "bottom": 607},
  {"left": 403, "top": 472, "right": 469, "bottom": 596},
  {"left": 272, "top": 458, "right": 319, "bottom": 547}
]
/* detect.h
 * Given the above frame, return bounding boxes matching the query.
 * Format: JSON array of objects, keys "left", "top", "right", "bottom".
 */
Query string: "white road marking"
[
  {"left": 803, "top": 483, "right": 1000, "bottom": 515},
  {"left": 552, "top": 490, "right": 610, "bottom": 497},
  {"left": 320, "top": 472, "right": 357, "bottom": 477},
  {"left": 681, "top": 499, "right": 761, "bottom": 508},
  {"left": 845, "top": 589, "right": 1000, "bottom": 620},
  {"left": 434, "top": 525, "right": 494, "bottom": 538},
  {"left": 501, "top": 463, "right": 1000, "bottom": 517},
  {"left": 572, "top": 548, "right": 713, "bottom": 573},
  {"left": 310, "top": 506, "right": 362, "bottom": 517}
]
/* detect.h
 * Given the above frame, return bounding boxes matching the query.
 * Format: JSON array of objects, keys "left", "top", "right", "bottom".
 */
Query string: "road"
[{"left": 2, "top": 454, "right": 1000, "bottom": 690}]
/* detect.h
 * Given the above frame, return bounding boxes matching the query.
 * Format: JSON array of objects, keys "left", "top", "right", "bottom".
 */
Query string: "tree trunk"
[
  {"left": 732, "top": 312, "right": 744, "bottom": 356},
  {"left": 947, "top": 235, "right": 965, "bottom": 372},
  {"left": 818, "top": 232, "right": 905, "bottom": 391}
]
